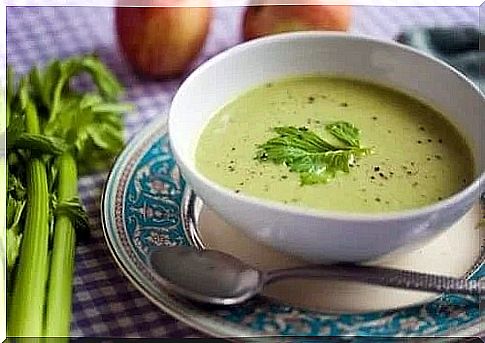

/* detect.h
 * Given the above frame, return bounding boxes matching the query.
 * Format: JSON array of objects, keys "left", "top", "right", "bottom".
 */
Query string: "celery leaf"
[{"left": 257, "top": 122, "right": 372, "bottom": 185}]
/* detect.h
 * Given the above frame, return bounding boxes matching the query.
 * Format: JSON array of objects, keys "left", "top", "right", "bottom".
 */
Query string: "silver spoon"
[{"left": 149, "top": 246, "right": 484, "bottom": 305}]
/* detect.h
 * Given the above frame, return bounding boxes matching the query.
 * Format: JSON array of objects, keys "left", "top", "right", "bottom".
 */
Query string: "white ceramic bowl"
[{"left": 169, "top": 32, "right": 485, "bottom": 263}]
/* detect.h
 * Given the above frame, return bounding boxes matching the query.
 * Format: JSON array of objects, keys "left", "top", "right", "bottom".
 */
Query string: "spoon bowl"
[{"left": 149, "top": 246, "right": 264, "bottom": 305}]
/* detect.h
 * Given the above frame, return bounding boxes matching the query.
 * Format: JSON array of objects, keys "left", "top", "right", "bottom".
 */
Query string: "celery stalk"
[
  {"left": 44, "top": 153, "right": 77, "bottom": 337},
  {"left": 8, "top": 101, "right": 50, "bottom": 337},
  {"left": 0, "top": 156, "right": 6, "bottom": 342},
  {"left": 7, "top": 55, "right": 127, "bottom": 337}
]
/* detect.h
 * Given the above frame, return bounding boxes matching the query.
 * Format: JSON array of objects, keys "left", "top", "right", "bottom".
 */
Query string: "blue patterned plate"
[{"left": 102, "top": 120, "right": 484, "bottom": 339}]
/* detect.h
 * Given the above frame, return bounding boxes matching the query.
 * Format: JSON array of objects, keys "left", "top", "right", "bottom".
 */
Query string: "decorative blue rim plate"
[{"left": 101, "top": 120, "right": 484, "bottom": 339}]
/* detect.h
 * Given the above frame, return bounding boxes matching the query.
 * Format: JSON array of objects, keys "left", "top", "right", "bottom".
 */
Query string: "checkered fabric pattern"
[{"left": 6, "top": 5, "right": 479, "bottom": 338}]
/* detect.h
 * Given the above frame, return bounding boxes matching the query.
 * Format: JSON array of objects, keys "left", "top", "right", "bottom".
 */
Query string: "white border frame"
[{"left": 1, "top": 1, "right": 482, "bottom": 341}]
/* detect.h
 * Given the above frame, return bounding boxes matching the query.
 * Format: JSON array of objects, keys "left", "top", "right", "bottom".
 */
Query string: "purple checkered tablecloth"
[{"left": 6, "top": 5, "right": 479, "bottom": 338}]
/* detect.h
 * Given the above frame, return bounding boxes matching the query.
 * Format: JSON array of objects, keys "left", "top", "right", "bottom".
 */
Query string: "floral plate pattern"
[{"left": 102, "top": 120, "right": 484, "bottom": 339}]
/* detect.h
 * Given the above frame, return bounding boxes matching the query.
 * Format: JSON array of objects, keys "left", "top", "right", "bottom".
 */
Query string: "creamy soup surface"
[{"left": 196, "top": 76, "right": 474, "bottom": 213}]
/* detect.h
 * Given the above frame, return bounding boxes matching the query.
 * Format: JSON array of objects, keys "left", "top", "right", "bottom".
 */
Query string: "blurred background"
[
  {"left": 7, "top": 6, "right": 480, "bottom": 138},
  {"left": 6, "top": 4, "right": 482, "bottom": 337}
]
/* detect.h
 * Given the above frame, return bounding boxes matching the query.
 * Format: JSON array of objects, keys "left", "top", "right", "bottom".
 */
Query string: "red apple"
[
  {"left": 115, "top": 0, "right": 212, "bottom": 78},
  {"left": 243, "top": 1, "right": 351, "bottom": 41}
]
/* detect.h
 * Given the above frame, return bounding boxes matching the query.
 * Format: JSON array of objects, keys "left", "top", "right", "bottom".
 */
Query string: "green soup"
[{"left": 195, "top": 76, "right": 474, "bottom": 213}]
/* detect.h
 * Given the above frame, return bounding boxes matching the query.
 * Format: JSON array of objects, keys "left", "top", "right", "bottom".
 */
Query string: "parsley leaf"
[
  {"left": 257, "top": 122, "right": 372, "bottom": 185},
  {"left": 326, "top": 121, "right": 361, "bottom": 147}
]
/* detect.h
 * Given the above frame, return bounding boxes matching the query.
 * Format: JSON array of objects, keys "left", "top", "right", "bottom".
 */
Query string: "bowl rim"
[{"left": 168, "top": 31, "right": 485, "bottom": 222}]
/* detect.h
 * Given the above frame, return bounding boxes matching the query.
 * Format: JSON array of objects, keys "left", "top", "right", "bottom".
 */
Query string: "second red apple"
[{"left": 243, "top": 3, "right": 351, "bottom": 41}]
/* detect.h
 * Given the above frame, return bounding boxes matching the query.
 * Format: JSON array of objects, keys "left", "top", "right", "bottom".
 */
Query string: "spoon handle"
[{"left": 264, "top": 264, "right": 485, "bottom": 296}]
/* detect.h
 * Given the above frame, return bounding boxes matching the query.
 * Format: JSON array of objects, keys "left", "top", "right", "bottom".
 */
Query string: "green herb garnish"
[{"left": 257, "top": 121, "right": 372, "bottom": 185}]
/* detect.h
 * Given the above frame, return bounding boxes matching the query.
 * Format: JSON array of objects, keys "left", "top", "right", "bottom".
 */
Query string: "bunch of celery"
[{"left": 6, "top": 55, "right": 130, "bottom": 337}]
